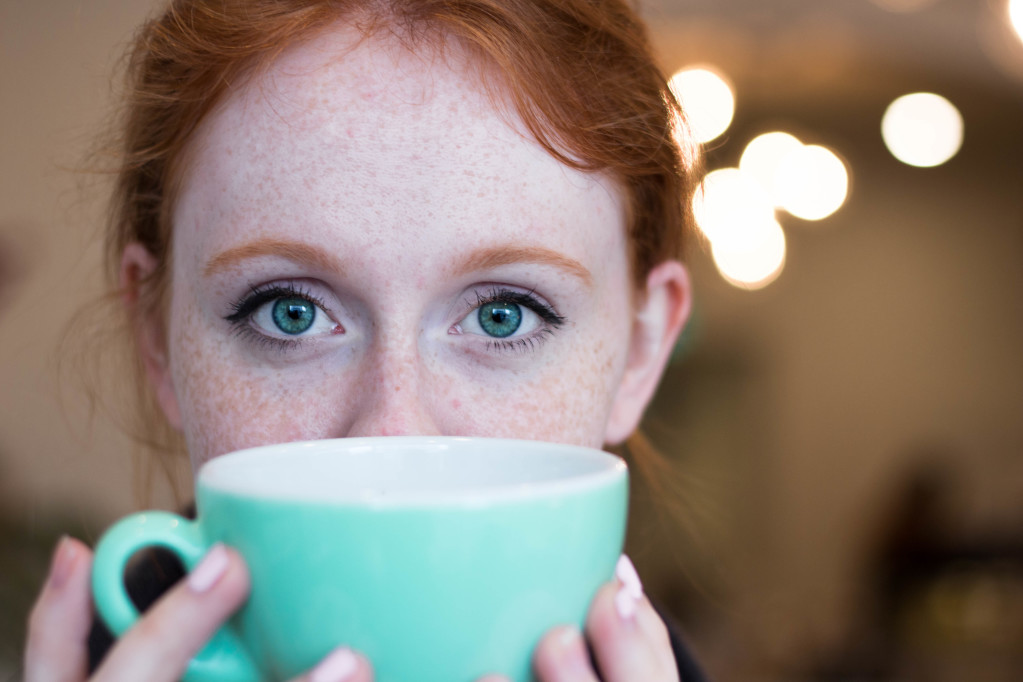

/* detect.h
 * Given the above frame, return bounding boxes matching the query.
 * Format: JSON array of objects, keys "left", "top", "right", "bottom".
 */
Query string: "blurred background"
[{"left": 2, "top": 0, "right": 1022, "bottom": 679}]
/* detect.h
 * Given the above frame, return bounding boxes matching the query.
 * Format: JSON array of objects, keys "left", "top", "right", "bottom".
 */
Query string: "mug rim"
[{"left": 197, "top": 436, "right": 627, "bottom": 507}]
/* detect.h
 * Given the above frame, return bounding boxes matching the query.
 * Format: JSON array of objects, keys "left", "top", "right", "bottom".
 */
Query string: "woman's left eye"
[
  {"left": 460, "top": 300, "right": 538, "bottom": 338},
  {"left": 455, "top": 290, "right": 564, "bottom": 344}
]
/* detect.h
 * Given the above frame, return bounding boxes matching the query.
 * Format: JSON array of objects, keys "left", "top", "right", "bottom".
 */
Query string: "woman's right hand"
[{"left": 24, "top": 537, "right": 374, "bottom": 682}]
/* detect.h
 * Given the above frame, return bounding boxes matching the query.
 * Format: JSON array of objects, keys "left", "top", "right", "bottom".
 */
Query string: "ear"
[
  {"left": 604, "top": 260, "right": 692, "bottom": 446},
  {"left": 120, "top": 243, "right": 182, "bottom": 430}
]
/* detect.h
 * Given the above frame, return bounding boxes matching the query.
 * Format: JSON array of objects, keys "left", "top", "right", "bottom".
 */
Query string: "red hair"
[{"left": 111, "top": 0, "right": 697, "bottom": 305}]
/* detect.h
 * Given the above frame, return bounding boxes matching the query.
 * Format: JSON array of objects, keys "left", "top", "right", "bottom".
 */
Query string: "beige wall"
[{"left": 0, "top": 0, "right": 181, "bottom": 526}]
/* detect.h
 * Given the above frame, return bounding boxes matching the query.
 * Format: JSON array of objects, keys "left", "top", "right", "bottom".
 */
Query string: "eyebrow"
[
  {"left": 453, "top": 245, "right": 593, "bottom": 287},
  {"left": 204, "top": 239, "right": 341, "bottom": 276},
  {"left": 204, "top": 238, "right": 592, "bottom": 287}
]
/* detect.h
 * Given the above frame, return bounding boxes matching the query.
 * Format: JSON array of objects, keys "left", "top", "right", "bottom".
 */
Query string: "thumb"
[{"left": 291, "top": 647, "right": 374, "bottom": 682}]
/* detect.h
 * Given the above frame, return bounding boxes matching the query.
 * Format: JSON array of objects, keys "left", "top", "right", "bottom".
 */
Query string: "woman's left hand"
[{"left": 475, "top": 555, "right": 679, "bottom": 682}]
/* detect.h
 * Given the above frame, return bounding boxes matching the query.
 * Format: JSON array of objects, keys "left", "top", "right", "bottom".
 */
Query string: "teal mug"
[{"left": 91, "top": 436, "right": 629, "bottom": 682}]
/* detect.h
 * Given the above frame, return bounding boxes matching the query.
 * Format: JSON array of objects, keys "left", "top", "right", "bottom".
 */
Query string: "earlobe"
[
  {"left": 604, "top": 260, "right": 692, "bottom": 445},
  {"left": 120, "top": 243, "right": 182, "bottom": 430}
]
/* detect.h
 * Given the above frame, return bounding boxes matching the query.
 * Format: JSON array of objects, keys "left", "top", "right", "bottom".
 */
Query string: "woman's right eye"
[
  {"left": 225, "top": 284, "right": 342, "bottom": 342},
  {"left": 251, "top": 296, "right": 337, "bottom": 337}
]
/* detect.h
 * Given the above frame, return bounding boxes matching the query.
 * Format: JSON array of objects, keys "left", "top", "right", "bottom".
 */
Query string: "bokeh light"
[
  {"left": 739, "top": 132, "right": 804, "bottom": 207},
  {"left": 774, "top": 145, "right": 850, "bottom": 221},
  {"left": 694, "top": 167, "right": 786, "bottom": 289},
  {"left": 668, "top": 67, "right": 735, "bottom": 144},
  {"left": 1010, "top": 0, "right": 1023, "bottom": 44},
  {"left": 692, "top": 168, "right": 775, "bottom": 243},
  {"left": 868, "top": 0, "right": 937, "bottom": 12},
  {"left": 882, "top": 92, "right": 964, "bottom": 167},
  {"left": 711, "top": 217, "right": 787, "bottom": 290}
]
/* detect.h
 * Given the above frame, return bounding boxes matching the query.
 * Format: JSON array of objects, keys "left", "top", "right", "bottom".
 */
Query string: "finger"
[
  {"left": 585, "top": 556, "right": 678, "bottom": 682},
  {"left": 532, "top": 625, "right": 600, "bottom": 682},
  {"left": 25, "top": 536, "right": 93, "bottom": 682},
  {"left": 291, "top": 647, "right": 373, "bottom": 682},
  {"left": 92, "top": 543, "right": 250, "bottom": 682}
]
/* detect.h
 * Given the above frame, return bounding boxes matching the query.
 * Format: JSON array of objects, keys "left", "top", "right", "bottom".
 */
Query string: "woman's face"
[{"left": 137, "top": 26, "right": 681, "bottom": 470}]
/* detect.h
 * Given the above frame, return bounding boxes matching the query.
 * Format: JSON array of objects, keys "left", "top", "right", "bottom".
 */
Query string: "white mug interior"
[{"left": 199, "top": 436, "right": 626, "bottom": 506}]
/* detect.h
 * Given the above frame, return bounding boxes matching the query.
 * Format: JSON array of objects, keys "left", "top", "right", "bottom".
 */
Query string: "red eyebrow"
[
  {"left": 204, "top": 239, "right": 341, "bottom": 276},
  {"left": 205, "top": 239, "right": 593, "bottom": 288},
  {"left": 452, "top": 245, "right": 592, "bottom": 286}
]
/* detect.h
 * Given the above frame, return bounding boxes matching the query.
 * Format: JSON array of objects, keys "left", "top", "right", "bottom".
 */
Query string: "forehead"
[{"left": 174, "top": 22, "right": 625, "bottom": 265}]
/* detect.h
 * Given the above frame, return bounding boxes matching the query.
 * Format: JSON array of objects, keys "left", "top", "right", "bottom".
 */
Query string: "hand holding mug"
[{"left": 25, "top": 543, "right": 679, "bottom": 682}]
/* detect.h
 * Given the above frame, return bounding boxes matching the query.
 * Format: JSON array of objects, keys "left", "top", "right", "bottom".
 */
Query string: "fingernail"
[
  {"left": 557, "top": 624, "right": 583, "bottom": 648},
  {"left": 310, "top": 647, "right": 359, "bottom": 682},
  {"left": 615, "top": 587, "right": 639, "bottom": 621},
  {"left": 614, "top": 554, "right": 643, "bottom": 621},
  {"left": 556, "top": 626, "right": 593, "bottom": 675},
  {"left": 187, "top": 543, "right": 229, "bottom": 593},
  {"left": 616, "top": 554, "right": 643, "bottom": 599},
  {"left": 47, "top": 536, "right": 77, "bottom": 590}
]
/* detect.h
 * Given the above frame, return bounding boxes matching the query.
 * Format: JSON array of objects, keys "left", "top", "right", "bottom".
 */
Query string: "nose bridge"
[{"left": 346, "top": 332, "right": 440, "bottom": 438}]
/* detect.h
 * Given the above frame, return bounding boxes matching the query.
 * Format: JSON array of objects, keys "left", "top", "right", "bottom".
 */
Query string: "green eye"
[
  {"left": 478, "top": 301, "right": 522, "bottom": 338},
  {"left": 272, "top": 297, "right": 316, "bottom": 335}
]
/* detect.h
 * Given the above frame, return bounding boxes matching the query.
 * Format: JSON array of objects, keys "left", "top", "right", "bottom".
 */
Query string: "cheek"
[
  {"left": 168, "top": 308, "right": 342, "bottom": 468},
  {"left": 451, "top": 338, "right": 625, "bottom": 448}
]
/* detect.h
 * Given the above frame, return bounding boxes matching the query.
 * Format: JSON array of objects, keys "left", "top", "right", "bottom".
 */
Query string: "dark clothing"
[
  {"left": 89, "top": 547, "right": 707, "bottom": 681},
  {"left": 653, "top": 602, "right": 709, "bottom": 682}
]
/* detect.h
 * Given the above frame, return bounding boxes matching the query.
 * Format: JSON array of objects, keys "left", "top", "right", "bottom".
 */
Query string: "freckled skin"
[{"left": 163, "top": 25, "right": 637, "bottom": 471}]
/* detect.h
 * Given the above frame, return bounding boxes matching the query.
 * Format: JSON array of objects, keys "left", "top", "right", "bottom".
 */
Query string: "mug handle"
[{"left": 92, "top": 511, "right": 263, "bottom": 682}]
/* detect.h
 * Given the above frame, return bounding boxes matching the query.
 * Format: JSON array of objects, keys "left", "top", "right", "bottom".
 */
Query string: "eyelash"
[
  {"left": 467, "top": 287, "right": 565, "bottom": 354},
  {"left": 223, "top": 283, "right": 566, "bottom": 355},
  {"left": 224, "top": 281, "right": 335, "bottom": 353}
]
